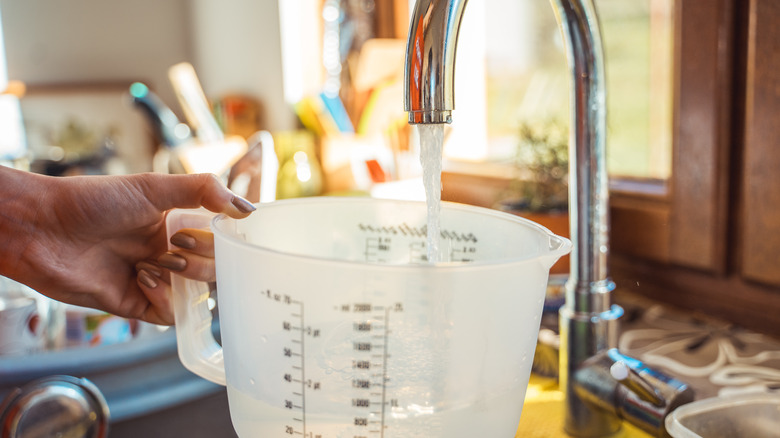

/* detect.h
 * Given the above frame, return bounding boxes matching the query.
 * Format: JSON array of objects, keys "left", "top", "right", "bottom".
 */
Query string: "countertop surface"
[
  {"left": 615, "top": 290, "right": 780, "bottom": 400},
  {"left": 515, "top": 375, "right": 650, "bottom": 437},
  {"left": 517, "top": 287, "right": 780, "bottom": 437}
]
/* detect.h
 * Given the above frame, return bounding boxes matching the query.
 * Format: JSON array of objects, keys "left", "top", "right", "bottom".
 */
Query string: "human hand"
[
  {"left": 135, "top": 227, "right": 219, "bottom": 326},
  {"left": 0, "top": 168, "right": 254, "bottom": 325}
]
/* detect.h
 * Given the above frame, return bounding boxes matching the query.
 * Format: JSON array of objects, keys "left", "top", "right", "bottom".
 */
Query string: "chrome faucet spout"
[
  {"left": 403, "top": 0, "right": 468, "bottom": 124},
  {"left": 403, "top": 0, "right": 693, "bottom": 436}
]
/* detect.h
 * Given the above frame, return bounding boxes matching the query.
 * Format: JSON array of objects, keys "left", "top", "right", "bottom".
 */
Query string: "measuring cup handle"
[{"left": 166, "top": 208, "right": 226, "bottom": 386}]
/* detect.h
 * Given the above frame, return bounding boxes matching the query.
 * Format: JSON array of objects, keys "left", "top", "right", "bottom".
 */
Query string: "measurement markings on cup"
[
  {"left": 277, "top": 292, "right": 403, "bottom": 438},
  {"left": 449, "top": 244, "right": 477, "bottom": 262},
  {"left": 279, "top": 293, "right": 322, "bottom": 438},
  {"left": 364, "top": 237, "right": 392, "bottom": 263},
  {"left": 409, "top": 241, "right": 428, "bottom": 263},
  {"left": 348, "top": 302, "right": 403, "bottom": 437}
]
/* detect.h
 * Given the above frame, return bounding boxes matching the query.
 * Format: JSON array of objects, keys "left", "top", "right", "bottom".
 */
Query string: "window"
[
  {"left": 446, "top": 0, "right": 674, "bottom": 180},
  {"left": 598, "top": 0, "right": 673, "bottom": 179},
  {"left": 610, "top": 0, "right": 780, "bottom": 337},
  {"left": 441, "top": 0, "right": 780, "bottom": 336}
]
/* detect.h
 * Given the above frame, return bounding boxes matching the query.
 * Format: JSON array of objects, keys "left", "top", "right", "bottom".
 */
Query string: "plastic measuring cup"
[{"left": 168, "top": 197, "right": 570, "bottom": 438}]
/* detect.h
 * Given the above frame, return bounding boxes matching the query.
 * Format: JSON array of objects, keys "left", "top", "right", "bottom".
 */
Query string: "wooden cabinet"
[
  {"left": 610, "top": 0, "right": 780, "bottom": 337},
  {"left": 739, "top": 0, "right": 780, "bottom": 286}
]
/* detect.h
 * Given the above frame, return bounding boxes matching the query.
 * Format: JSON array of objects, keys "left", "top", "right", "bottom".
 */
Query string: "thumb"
[{"left": 137, "top": 173, "right": 256, "bottom": 218}]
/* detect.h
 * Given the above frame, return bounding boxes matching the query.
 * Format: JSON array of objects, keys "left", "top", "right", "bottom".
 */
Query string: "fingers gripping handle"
[{"left": 166, "top": 209, "right": 226, "bottom": 386}]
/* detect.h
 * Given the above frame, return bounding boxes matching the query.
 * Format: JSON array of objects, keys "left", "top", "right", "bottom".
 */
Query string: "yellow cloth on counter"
[{"left": 515, "top": 375, "right": 651, "bottom": 437}]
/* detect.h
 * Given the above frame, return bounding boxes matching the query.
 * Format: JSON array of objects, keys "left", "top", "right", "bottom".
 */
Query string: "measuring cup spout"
[{"left": 540, "top": 234, "right": 573, "bottom": 270}]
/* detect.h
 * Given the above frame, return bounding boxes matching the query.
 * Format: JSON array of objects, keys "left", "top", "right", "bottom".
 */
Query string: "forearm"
[{"left": 0, "top": 167, "right": 48, "bottom": 283}]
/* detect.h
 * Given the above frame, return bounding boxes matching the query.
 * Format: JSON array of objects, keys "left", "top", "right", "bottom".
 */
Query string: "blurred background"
[
  {"left": 0, "top": 0, "right": 671, "bottom": 187},
  {"left": 2, "top": 0, "right": 779, "bottom": 436}
]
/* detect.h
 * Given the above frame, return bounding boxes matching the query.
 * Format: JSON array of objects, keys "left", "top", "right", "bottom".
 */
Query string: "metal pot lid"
[{"left": 0, "top": 375, "right": 109, "bottom": 438}]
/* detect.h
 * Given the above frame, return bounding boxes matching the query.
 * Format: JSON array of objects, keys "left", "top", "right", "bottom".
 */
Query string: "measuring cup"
[{"left": 168, "top": 197, "right": 570, "bottom": 438}]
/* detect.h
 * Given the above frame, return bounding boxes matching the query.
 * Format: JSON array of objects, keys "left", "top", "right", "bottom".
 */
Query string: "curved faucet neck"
[{"left": 404, "top": 0, "right": 469, "bottom": 124}]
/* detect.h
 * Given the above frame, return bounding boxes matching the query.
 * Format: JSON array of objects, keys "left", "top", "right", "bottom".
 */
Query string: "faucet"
[{"left": 403, "top": 0, "right": 693, "bottom": 436}]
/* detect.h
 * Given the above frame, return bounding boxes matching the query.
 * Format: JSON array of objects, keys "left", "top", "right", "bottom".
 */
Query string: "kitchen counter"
[
  {"left": 515, "top": 375, "right": 650, "bottom": 437},
  {"left": 520, "top": 285, "right": 780, "bottom": 436},
  {"left": 614, "top": 290, "right": 780, "bottom": 400}
]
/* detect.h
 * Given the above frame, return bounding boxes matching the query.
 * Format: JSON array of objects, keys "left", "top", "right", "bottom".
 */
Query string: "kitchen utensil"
[
  {"left": 128, "top": 82, "right": 192, "bottom": 148},
  {"left": 168, "top": 62, "right": 223, "bottom": 144},
  {"left": 0, "top": 375, "right": 109, "bottom": 438},
  {"left": 168, "top": 197, "right": 570, "bottom": 438},
  {"left": 665, "top": 392, "right": 780, "bottom": 438}
]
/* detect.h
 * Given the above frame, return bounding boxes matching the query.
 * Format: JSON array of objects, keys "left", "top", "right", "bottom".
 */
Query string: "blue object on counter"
[{"left": 319, "top": 91, "right": 355, "bottom": 133}]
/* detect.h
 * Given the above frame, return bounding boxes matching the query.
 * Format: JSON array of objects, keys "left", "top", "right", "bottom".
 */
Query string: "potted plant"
[{"left": 498, "top": 118, "right": 570, "bottom": 274}]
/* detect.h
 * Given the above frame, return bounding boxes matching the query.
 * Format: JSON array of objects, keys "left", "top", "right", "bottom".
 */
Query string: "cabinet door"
[{"left": 739, "top": 0, "right": 780, "bottom": 286}]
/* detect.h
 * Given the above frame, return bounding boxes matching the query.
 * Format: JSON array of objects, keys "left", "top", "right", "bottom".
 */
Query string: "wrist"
[{"left": 0, "top": 167, "right": 47, "bottom": 281}]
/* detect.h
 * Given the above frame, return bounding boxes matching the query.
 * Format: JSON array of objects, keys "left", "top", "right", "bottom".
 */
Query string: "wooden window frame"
[{"left": 610, "top": 0, "right": 780, "bottom": 337}]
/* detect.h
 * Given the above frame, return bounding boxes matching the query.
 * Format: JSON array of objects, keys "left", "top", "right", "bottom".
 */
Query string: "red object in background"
[{"left": 365, "top": 159, "right": 387, "bottom": 183}]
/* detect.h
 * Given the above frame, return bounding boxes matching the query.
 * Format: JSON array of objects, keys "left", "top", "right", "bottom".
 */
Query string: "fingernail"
[
  {"left": 136, "top": 261, "right": 162, "bottom": 277},
  {"left": 138, "top": 270, "right": 159, "bottom": 288},
  {"left": 231, "top": 195, "right": 256, "bottom": 213},
  {"left": 158, "top": 252, "right": 187, "bottom": 272},
  {"left": 170, "top": 232, "right": 197, "bottom": 249}
]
